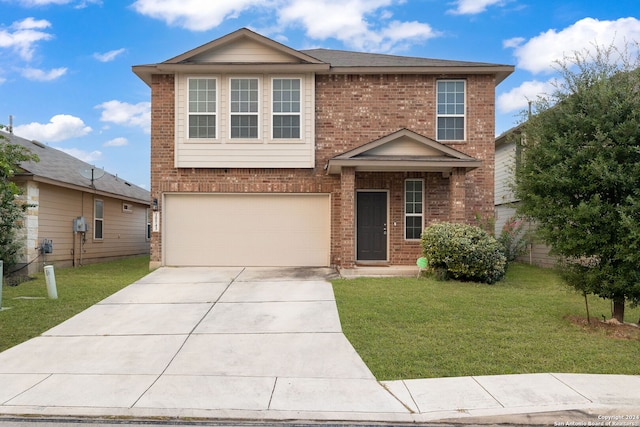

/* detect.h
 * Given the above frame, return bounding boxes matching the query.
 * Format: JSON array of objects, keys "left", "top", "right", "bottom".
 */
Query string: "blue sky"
[{"left": 1, "top": 0, "right": 639, "bottom": 189}]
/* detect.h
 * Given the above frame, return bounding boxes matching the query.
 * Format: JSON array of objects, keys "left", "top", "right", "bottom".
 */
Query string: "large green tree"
[
  {"left": 0, "top": 126, "right": 39, "bottom": 273},
  {"left": 515, "top": 45, "right": 640, "bottom": 322}
]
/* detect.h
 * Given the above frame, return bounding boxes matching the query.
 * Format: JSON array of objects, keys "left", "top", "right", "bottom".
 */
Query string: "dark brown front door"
[{"left": 356, "top": 191, "right": 387, "bottom": 261}]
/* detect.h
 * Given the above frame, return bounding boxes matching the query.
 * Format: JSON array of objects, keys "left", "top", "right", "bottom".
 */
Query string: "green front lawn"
[
  {"left": 0, "top": 256, "right": 150, "bottom": 353},
  {"left": 332, "top": 263, "right": 640, "bottom": 381}
]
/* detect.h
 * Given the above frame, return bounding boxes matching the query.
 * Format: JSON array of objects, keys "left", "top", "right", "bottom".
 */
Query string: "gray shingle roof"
[
  {"left": 300, "top": 48, "right": 509, "bottom": 68},
  {"left": 1, "top": 130, "right": 149, "bottom": 204}
]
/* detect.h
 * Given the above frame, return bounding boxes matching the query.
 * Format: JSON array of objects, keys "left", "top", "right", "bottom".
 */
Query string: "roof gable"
[
  {"left": 326, "top": 128, "right": 481, "bottom": 174},
  {"left": 165, "top": 28, "right": 324, "bottom": 65}
]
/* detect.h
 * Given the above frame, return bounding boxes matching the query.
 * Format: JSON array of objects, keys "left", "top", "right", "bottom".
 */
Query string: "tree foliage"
[
  {"left": 515, "top": 44, "right": 640, "bottom": 321},
  {"left": 0, "top": 126, "right": 39, "bottom": 272}
]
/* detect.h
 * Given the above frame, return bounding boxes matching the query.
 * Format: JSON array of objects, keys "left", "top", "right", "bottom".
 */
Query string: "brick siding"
[{"left": 149, "top": 73, "right": 496, "bottom": 267}]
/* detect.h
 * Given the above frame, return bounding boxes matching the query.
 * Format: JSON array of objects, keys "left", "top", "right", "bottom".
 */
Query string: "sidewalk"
[{"left": 0, "top": 266, "right": 638, "bottom": 425}]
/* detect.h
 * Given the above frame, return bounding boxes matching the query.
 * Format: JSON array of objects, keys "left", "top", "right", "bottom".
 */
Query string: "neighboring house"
[
  {"left": 494, "top": 126, "right": 555, "bottom": 267},
  {"left": 1, "top": 130, "right": 151, "bottom": 275},
  {"left": 133, "top": 28, "right": 514, "bottom": 269}
]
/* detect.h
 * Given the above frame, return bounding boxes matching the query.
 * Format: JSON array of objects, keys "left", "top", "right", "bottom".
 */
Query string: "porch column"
[
  {"left": 340, "top": 167, "right": 356, "bottom": 268},
  {"left": 449, "top": 168, "right": 466, "bottom": 223}
]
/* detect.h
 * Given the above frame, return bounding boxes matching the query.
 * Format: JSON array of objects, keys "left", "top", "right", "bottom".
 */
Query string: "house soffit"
[{"left": 326, "top": 128, "right": 482, "bottom": 174}]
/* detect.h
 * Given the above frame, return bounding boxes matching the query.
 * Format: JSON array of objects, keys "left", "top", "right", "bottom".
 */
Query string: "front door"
[{"left": 356, "top": 191, "right": 387, "bottom": 261}]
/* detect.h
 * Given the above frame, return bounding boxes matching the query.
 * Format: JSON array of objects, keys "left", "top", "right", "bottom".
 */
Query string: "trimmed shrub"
[{"left": 421, "top": 222, "right": 507, "bottom": 284}]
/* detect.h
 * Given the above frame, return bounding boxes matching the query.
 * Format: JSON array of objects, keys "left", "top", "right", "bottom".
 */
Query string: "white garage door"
[{"left": 164, "top": 193, "right": 331, "bottom": 267}]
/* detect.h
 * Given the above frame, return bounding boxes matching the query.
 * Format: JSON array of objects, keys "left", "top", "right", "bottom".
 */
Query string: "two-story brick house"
[{"left": 133, "top": 28, "right": 513, "bottom": 269}]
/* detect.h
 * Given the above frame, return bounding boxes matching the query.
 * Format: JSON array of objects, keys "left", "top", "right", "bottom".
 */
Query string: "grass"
[
  {"left": 0, "top": 256, "right": 150, "bottom": 353},
  {"left": 332, "top": 263, "right": 640, "bottom": 381},
  {"left": 2, "top": 258, "right": 638, "bottom": 380}
]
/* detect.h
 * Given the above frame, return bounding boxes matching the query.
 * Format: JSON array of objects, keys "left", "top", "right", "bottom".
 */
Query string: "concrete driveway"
[
  {"left": 0, "top": 267, "right": 410, "bottom": 422},
  {"left": 0, "top": 266, "right": 638, "bottom": 424}
]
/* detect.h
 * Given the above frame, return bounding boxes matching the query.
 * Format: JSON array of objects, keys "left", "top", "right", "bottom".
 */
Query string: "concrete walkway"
[{"left": 0, "top": 267, "right": 638, "bottom": 425}]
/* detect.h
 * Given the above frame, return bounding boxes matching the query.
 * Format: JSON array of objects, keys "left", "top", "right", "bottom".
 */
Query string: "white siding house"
[{"left": 494, "top": 127, "right": 556, "bottom": 267}]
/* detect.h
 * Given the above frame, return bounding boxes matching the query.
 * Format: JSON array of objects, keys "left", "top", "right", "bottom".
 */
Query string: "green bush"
[{"left": 421, "top": 222, "right": 507, "bottom": 284}]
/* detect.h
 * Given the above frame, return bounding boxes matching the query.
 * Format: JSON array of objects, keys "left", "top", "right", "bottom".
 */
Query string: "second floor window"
[
  {"left": 272, "top": 78, "right": 301, "bottom": 139},
  {"left": 188, "top": 78, "right": 216, "bottom": 139},
  {"left": 437, "top": 80, "right": 465, "bottom": 141},
  {"left": 230, "top": 78, "right": 259, "bottom": 138}
]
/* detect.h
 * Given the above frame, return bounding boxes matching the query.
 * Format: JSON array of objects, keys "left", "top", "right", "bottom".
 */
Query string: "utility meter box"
[
  {"left": 41, "top": 239, "right": 53, "bottom": 254},
  {"left": 73, "top": 216, "right": 88, "bottom": 233}
]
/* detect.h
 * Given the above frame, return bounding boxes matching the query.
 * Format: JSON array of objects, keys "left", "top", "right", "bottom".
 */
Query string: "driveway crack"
[{"left": 130, "top": 267, "right": 245, "bottom": 408}]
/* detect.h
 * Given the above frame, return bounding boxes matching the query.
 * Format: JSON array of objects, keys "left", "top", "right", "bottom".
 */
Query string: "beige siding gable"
[
  {"left": 191, "top": 38, "right": 301, "bottom": 63},
  {"left": 365, "top": 136, "right": 442, "bottom": 157}
]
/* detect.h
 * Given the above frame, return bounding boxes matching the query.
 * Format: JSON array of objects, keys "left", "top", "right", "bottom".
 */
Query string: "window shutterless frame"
[
  {"left": 229, "top": 77, "right": 260, "bottom": 139},
  {"left": 94, "top": 199, "right": 104, "bottom": 240},
  {"left": 271, "top": 77, "right": 302, "bottom": 139},
  {"left": 404, "top": 179, "right": 424, "bottom": 240},
  {"left": 436, "top": 80, "right": 466, "bottom": 141},
  {"left": 187, "top": 77, "right": 217, "bottom": 139}
]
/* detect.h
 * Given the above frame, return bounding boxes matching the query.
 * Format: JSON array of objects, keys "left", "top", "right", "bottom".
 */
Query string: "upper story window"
[
  {"left": 437, "top": 80, "right": 465, "bottom": 141},
  {"left": 272, "top": 78, "right": 301, "bottom": 139},
  {"left": 188, "top": 78, "right": 216, "bottom": 139},
  {"left": 230, "top": 78, "right": 259, "bottom": 138}
]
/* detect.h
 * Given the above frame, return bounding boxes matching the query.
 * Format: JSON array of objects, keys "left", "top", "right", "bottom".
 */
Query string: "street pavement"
[{"left": 0, "top": 266, "right": 638, "bottom": 425}]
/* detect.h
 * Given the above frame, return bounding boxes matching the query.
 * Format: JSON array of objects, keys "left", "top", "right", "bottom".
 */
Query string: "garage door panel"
[{"left": 164, "top": 194, "right": 330, "bottom": 267}]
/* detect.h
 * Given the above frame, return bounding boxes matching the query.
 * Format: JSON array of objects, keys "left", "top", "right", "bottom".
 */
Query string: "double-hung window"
[
  {"left": 230, "top": 78, "right": 259, "bottom": 138},
  {"left": 272, "top": 78, "right": 301, "bottom": 139},
  {"left": 188, "top": 78, "right": 216, "bottom": 139},
  {"left": 94, "top": 199, "right": 103, "bottom": 240},
  {"left": 405, "top": 179, "right": 424, "bottom": 240},
  {"left": 436, "top": 80, "right": 465, "bottom": 141}
]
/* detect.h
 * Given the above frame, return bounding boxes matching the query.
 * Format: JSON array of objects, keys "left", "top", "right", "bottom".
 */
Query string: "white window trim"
[
  {"left": 229, "top": 76, "right": 260, "bottom": 140},
  {"left": 94, "top": 199, "right": 104, "bottom": 241},
  {"left": 405, "top": 179, "right": 424, "bottom": 240},
  {"left": 146, "top": 208, "right": 151, "bottom": 241},
  {"left": 186, "top": 76, "right": 218, "bottom": 141},
  {"left": 436, "top": 79, "right": 466, "bottom": 142},
  {"left": 271, "top": 77, "right": 302, "bottom": 140}
]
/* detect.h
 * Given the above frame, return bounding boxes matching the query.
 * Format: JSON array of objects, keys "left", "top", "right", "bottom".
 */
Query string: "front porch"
[{"left": 326, "top": 129, "right": 481, "bottom": 268}]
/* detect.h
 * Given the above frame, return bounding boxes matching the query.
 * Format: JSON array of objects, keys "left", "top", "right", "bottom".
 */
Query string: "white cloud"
[
  {"left": 507, "top": 17, "right": 640, "bottom": 74},
  {"left": 103, "top": 137, "right": 128, "bottom": 147},
  {"left": 55, "top": 147, "right": 102, "bottom": 163},
  {"left": 278, "top": 0, "right": 438, "bottom": 51},
  {"left": 497, "top": 79, "right": 556, "bottom": 114},
  {"left": 130, "top": 0, "right": 439, "bottom": 52},
  {"left": 13, "top": 114, "right": 92, "bottom": 142},
  {"left": 95, "top": 100, "right": 151, "bottom": 133},
  {"left": 20, "top": 66, "right": 67, "bottom": 81},
  {"left": 448, "top": 0, "right": 505, "bottom": 15},
  {"left": 131, "top": 0, "right": 264, "bottom": 31},
  {"left": 0, "top": 17, "right": 53, "bottom": 60},
  {"left": 93, "top": 48, "right": 126, "bottom": 62}
]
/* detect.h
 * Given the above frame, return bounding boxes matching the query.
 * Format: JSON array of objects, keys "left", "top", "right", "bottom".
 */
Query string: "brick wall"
[{"left": 149, "top": 72, "right": 496, "bottom": 266}]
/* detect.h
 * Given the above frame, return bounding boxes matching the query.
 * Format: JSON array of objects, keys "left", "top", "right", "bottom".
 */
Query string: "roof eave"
[
  {"left": 326, "top": 158, "right": 482, "bottom": 175},
  {"left": 28, "top": 175, "right": 150, "bottom": 205},
  {"left": 132, "top": 63, "right": 331, "bottom": 86},
  {"left": 321, "top": 65, "right": 514, "bottom": 85}
]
